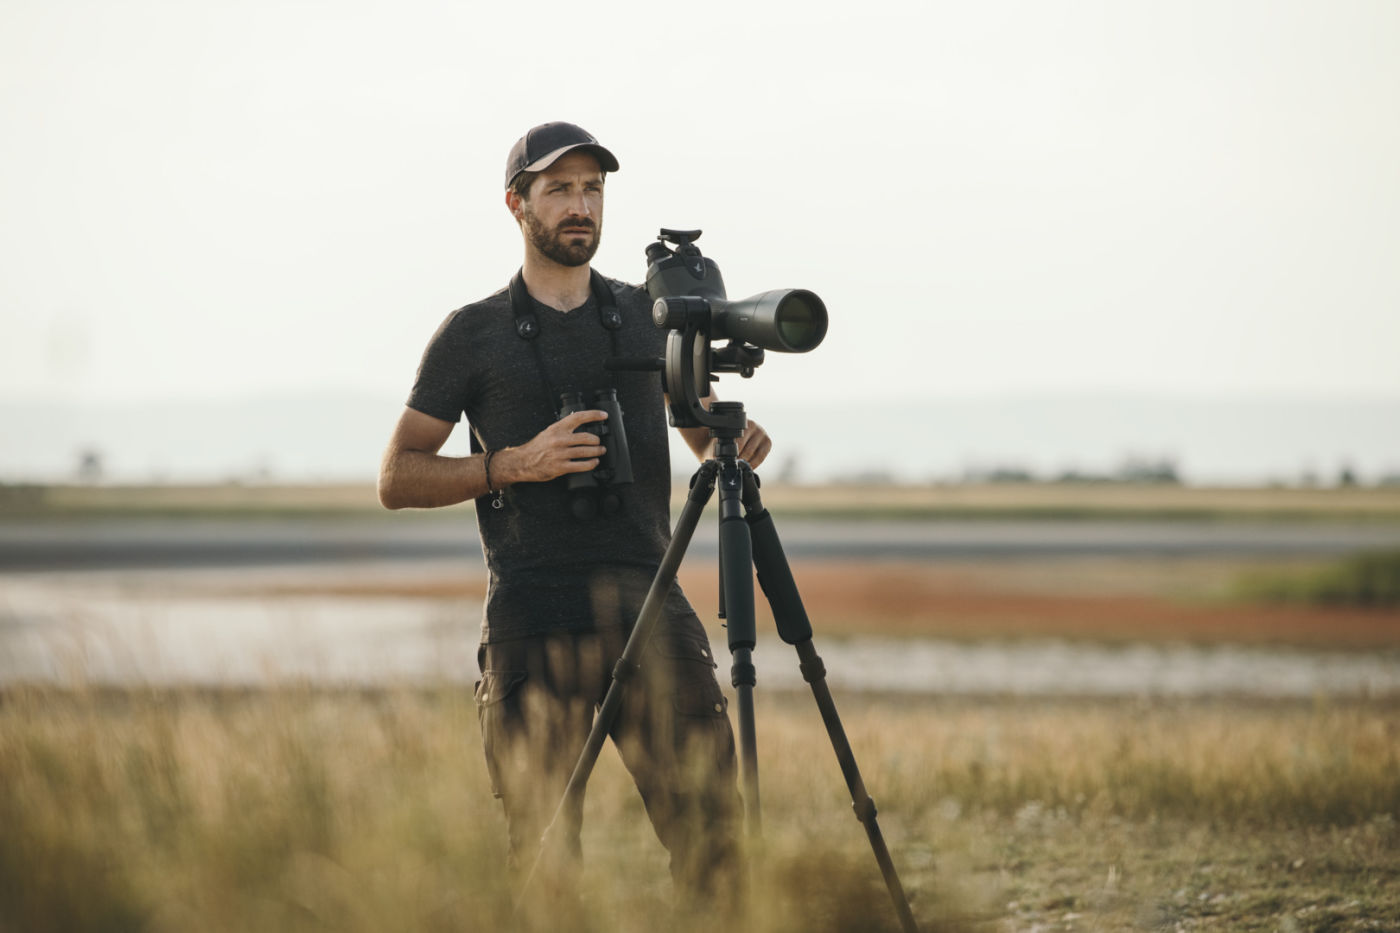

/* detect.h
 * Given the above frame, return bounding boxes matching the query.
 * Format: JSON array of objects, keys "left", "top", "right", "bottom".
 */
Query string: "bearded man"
[{"left": 378, "top": 122, "right": 767, "bottom": 912}]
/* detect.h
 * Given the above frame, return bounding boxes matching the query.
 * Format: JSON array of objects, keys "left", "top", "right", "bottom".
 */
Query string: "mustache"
[{"left": 557, "top": 218, "right": 596, "bottom": 232}]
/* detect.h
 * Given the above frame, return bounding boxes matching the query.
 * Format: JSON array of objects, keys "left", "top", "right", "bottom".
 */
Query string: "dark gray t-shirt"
[{"left": 407, "top": 274, "right": 699, "bottom": 643}]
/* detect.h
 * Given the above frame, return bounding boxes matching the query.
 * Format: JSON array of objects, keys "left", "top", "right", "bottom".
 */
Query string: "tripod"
[{"left": 520, "top": 402, "right": 920, "bottom": 933}]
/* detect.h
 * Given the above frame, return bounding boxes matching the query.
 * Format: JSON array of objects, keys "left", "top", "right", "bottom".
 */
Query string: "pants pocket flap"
[
  {"left": 673, "top": 692, "right": 728, "bottom": 718},
  {"left": 656, "top": 631, "right": 718, "bottom": 669},
  {"left": 474, "top": 669, "right": 528, "bottom": 707}
]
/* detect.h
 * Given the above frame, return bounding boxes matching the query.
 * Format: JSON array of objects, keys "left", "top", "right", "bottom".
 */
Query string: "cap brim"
[{"left": 522, "top": 142, "right": 620, "bottom": 175}]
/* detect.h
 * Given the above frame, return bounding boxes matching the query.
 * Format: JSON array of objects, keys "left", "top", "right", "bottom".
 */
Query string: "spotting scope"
[
  {"left": 638, "top": 229, "right": 828, "bottom": 432},
  {"left": 645, "top": 229, "right": 827, "bottom": 354}
]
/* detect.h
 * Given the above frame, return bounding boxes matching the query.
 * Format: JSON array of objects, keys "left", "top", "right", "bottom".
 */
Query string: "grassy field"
[
  {"left": 3, "top": 687, "right": 1396, "bottom": 933},
  {"left": 3, "top": 480, "right": 1397, "bottom": 930}
]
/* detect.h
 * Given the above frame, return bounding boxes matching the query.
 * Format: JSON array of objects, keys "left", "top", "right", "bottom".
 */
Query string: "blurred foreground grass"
[{"left": 3, "top": 687, "right": 1397, "bottom": 932}]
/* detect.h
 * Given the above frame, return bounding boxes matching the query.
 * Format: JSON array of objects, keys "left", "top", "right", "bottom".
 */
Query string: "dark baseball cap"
[{"left": 504, "top": 122, "right": 620, "bottom": 190}]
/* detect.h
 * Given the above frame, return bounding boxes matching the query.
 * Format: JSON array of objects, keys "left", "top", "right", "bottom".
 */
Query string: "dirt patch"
[{"left": 698, "top": 560, "right": 1400, "bottom": 647}]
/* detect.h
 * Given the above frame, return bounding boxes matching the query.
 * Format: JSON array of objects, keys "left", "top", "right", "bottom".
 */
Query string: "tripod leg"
[
  {"left": 794, "top": 640, "right": 920, "bottom": 933},
  {"left": 514, "top": 462, "right": 718, "bottom": 911},
  {"left": 745, "top": 477, "right": 921, "bottom": 933},
  {"left": 718, "top": 457, "right": 760, "bottom": 836}
]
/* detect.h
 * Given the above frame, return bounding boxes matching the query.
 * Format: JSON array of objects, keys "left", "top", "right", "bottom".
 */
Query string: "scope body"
[
  {"left": 645, "top": 230, "right": 827, "bottom": 354},
  {"left": 643, "top": 228, "right": 827, "bottom": 431}
]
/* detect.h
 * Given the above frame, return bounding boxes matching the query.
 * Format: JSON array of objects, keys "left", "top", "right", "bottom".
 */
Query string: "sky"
[{"left": 2, "top": 1, "right": 1399, "bottom": 478}]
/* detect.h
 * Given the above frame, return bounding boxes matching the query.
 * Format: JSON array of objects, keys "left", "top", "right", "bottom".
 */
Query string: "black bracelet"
[{"left": 483, "top": 449, "right": 499, "bottom": 493}]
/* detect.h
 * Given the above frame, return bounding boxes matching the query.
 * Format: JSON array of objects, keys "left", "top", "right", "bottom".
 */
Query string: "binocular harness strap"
[{"left": 507, "top": 269, "right": 624, "bottom": 414}]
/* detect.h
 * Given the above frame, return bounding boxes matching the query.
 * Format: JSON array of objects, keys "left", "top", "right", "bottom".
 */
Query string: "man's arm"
[{"left": 378, "top": 406, "right": 611, "bottom": 510}]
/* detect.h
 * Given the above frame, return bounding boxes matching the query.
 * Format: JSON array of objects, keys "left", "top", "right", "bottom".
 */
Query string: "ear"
[{"left": 504, "top": 189, "right": 523, "bottom": 221}]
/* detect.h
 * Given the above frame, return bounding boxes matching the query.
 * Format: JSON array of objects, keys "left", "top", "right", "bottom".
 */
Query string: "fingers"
[
  {"left": 554, "top": 410, "right": 606, "bottom": 468},
  {"left": 511, "top": 411, "right": 611, "bottom": 483},
  {"left": 558, "top": 429, "right": 605, "bottom": 451},
  {"left": 536, "top": 443, "right": 602, "bottom": 479},
  {"left": 554, "top": 410, "right": 607, "bottom": 446},
  {"left": 557, "top": 456, "right": 602, "bottom": 474},
  {"left": 740, "top": 435, "right": 772, "bottom": 470},
  {"left": 738, "top": 421, "right": 773, "bottom": 470},
  {"left": 557, "top": 432, "right": 606, "bottom": 469},
  {"left": 559, "top": 409, "right": 608, "bottom": 428}
]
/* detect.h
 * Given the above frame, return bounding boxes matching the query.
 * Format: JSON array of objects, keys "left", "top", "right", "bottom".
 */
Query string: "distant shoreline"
[{"left": 5, "top": 480, "right": 1400, "bottom": 524}]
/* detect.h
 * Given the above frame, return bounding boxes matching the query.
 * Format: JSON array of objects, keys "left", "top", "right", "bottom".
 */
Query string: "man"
[{"left": 378, "top": 122, "right": 767, "bottom": 909}]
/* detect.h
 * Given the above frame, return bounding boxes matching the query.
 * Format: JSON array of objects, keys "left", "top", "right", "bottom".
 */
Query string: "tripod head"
[{"left": 642, "top": 229, "right": 827, "bottom": 433}]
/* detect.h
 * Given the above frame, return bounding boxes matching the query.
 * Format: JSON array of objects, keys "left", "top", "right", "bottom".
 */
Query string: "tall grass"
[{"left": 2, "top": 688, "right": 1397, "bottom": 932}]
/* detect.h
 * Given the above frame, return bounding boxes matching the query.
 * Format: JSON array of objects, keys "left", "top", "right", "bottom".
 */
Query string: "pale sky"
[{"left": 4, "top": 0, "right": 1398, "bottom": 425}]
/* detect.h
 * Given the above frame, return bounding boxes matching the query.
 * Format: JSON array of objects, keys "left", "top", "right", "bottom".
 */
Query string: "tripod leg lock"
[
  {"left": 799, "top": 653, "right": 826, "bottom": 684},
  {"left": 731, "top": 659, "right": 756, "bottom": 688},
  {"left": 853, "top": 795, "right": 878, "bottom": 824},
  {"left": 612, "top": 657, "right": 639, "bottom": 683}
]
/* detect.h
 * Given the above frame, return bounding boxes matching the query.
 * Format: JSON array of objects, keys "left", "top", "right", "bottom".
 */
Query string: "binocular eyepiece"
[{"left": 558, "top": 387, "right": 633, "bottom": 521}]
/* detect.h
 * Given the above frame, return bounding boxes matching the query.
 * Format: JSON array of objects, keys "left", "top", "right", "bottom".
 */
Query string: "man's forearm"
[
  {"left": 678, "top": 424, "right": 713, "bottom": 461},
  {"left": 378, "top": 449, "right": 492, "bottom": 510},
  {"left": 675, "top": 392, "right": 717, "bottom": 461}
]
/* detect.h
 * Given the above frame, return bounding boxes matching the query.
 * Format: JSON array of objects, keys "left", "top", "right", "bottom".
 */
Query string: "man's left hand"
[{"left": 737, "top": 418, "right": 772, "bottom": 470}]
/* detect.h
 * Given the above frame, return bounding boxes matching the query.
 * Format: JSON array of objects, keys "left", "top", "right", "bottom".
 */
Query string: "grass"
[
  {"left": 3, "top": 483, "right": 1398, "bottom": 930},
  {"left": 3, "top": 687, "right": 1397, "bottom": 932}
]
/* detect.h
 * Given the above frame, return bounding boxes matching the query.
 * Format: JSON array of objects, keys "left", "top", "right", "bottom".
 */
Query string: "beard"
[{"left": 522, "top": 206, "right": 601, "bottom": 267}]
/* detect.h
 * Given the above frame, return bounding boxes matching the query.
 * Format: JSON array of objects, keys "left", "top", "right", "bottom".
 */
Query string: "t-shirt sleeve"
[{"left": 405, "top": 310, "right": 471, "bottom": 423}]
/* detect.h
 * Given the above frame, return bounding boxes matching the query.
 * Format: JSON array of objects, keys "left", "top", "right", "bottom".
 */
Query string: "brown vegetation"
[
  {"left": 3, "top": 688, "right": 1397, "bottom": 933},
  {"left": 227, "top": 557, "right": 1400, "bottom": 649},
  {"left": 721, "top": 559, "right": 1400, "bottom": 648}
]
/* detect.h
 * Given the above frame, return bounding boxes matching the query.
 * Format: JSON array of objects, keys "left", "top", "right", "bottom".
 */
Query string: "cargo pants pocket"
[{"left": 474, "top": 669, "right": 528, "bottom": 800}]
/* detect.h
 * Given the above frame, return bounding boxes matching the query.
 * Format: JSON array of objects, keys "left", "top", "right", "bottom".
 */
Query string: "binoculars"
[{"left": 558, "top": 387, "right": 633, "bottom": 520}]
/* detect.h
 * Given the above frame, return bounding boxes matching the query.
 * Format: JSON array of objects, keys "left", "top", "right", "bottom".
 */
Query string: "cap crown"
[{"left": 505, "top": 122, "right": 620, "bottom": 190}]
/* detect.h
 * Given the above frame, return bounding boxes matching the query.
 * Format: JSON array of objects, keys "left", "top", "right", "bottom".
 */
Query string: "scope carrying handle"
[
  {"left": 605, "top": 356, "right": 664, "bottom": 374},
  {"left": 646, "top": 228, "right": 706, "bottom": 275}
]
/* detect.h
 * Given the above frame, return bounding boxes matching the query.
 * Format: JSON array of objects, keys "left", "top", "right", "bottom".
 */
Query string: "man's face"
[{"left": 519, "top": 151, "right": 605, "bottom": 267}]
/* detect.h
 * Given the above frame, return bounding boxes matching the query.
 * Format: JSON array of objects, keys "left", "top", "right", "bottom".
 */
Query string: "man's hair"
[{"left": 508, "top": 170, "right": 539, "bottom": 202}]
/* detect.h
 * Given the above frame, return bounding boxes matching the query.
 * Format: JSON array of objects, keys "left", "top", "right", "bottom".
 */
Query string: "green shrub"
[{"left": 1237, "top": 549, "right": 1400, "bottom": 608}]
